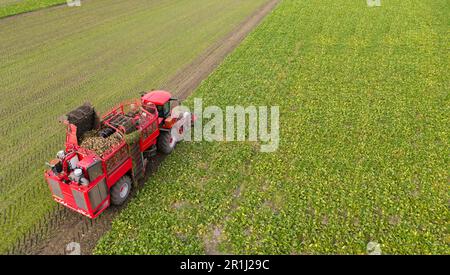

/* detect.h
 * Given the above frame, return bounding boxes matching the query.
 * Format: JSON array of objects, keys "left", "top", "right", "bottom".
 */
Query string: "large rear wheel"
[
  {"left": 111, "top": 175, "right": 132, "bottom": 206},
  {"left": 157, "top": 130, "right": 176, "bottom": 154}
]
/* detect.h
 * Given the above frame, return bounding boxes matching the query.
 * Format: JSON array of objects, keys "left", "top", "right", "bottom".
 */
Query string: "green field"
[
  {"left": 0, "top": 0, "right": 66, "bottom": 18},
  {"left": 95, "top": 0, "right": 449, "bottom": 254},
  {"left": 0, "top": 0, "right": 267, "bottom": 253}
]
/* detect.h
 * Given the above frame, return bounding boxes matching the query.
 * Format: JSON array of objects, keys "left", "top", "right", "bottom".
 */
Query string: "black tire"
[
  {"left": 110, "top": 175, "right": 132, "bottom": 206},
  {"left": 157, "top": 130, "right": 176, "bottom": 154}
]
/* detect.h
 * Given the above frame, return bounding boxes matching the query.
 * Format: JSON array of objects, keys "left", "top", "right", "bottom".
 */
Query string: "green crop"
[
  {"left": 95, "top": 0, "right": 449, "bottom": 254},
  {"left": 0, "top": 0, "right": 67, "bottom": 18}
]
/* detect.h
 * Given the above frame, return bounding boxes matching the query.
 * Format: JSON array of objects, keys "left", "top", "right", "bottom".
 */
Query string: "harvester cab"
[
  {"left": 141, "top": 90, "right": 195, "bottom": 132},
  {"left": 141, "top": 90, "right": 175, "bottom": 120}
]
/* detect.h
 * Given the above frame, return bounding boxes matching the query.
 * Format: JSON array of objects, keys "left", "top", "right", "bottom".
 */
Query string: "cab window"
[{"left": 157, "top": 102, "right": 170, "bottom": 118}]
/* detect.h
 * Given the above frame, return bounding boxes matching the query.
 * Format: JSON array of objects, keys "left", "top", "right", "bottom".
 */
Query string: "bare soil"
[{"left": 29, "top": 0, "right": 279, "bottom": 255}]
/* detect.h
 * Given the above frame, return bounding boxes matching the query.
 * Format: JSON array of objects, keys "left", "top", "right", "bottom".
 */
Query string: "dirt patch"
[
  {"left": 171, "top": 200, "right": 192, "bottom": 210},
  {"left": 231, "top": 185, "right": 243, "bottom": 210},
  {"left": 263, "top": 200, "right": 279, "bottom": 214},
  {"left": 388, "top": 215, "right": 401, "bottom": 226},
  {"left": 197, "top": 162, "right": 209, "bottom": 170},
  {"left": 24, "top": 0, "right": 279, "bottom": 255},
  {"left": 203, "top": 225, "right": 224, "bottom": 255}
]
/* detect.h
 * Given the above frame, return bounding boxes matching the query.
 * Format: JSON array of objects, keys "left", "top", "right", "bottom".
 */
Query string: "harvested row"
[{"left": 0, "top": 0, "right": 267, "bottom": 253}]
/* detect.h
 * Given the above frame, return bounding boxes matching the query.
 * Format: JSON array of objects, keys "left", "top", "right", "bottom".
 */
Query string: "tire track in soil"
[{"left": 25, "top": 0, "right": 279, "bottom": 255}]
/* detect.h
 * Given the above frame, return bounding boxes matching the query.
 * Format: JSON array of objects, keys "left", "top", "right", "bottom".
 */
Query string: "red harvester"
[{"left": 44, "top": 90, "right": 193, "bottom": 218}]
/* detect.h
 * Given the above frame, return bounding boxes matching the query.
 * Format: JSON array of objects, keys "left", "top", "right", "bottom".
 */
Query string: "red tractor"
[{"left": 44, "top": 90, "right": 193, "bottom": 218}]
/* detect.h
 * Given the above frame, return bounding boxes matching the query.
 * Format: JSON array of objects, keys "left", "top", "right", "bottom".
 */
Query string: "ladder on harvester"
[{"left": 130, "top": 142, "right": 144, "bottom": 183}]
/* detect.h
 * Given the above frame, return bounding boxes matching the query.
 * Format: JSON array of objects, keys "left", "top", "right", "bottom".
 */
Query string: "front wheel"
[
  {"left": 111, "top": 175, "right": 132, "bottom": 206},
  {"left": 157, "top": 130, "right": 176, "bottom": 154}
]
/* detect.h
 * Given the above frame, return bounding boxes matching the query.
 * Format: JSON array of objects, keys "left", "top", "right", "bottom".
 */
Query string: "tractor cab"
[{"left": 141, "top": 90, "right": 176, "bottom": 122}]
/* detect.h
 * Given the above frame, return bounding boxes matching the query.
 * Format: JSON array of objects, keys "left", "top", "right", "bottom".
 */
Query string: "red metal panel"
[
  {"left": 103, "top": 143, "right": 128, "bottom": 174},
  {"left": 65, "top": 123, "right": 79, "bottom": 149},
  {"left": 59, "top": 181, "right": 77, "bottom": 208},
  {"left": 141, "top": 90, "right": 171, "bottom": 106},
  {"left": 106, "top": 158, "right": 132, "bottom": 188},
  {"left": 140, "top": 120, "right": 159, "bottom": 151},
  {"left": 54, "top": 197, "right": 92, "bottom": 218},
  {"left": 91, "top": 198, "right": 110, "bottom": 218},
  {"left": 45, "top": 170, "right": 111, "bottom": 218}
]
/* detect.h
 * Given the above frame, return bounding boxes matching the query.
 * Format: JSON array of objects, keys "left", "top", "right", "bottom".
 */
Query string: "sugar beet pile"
[{"left": 80, "top": 131, "right": 122, "bottom": 156}]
